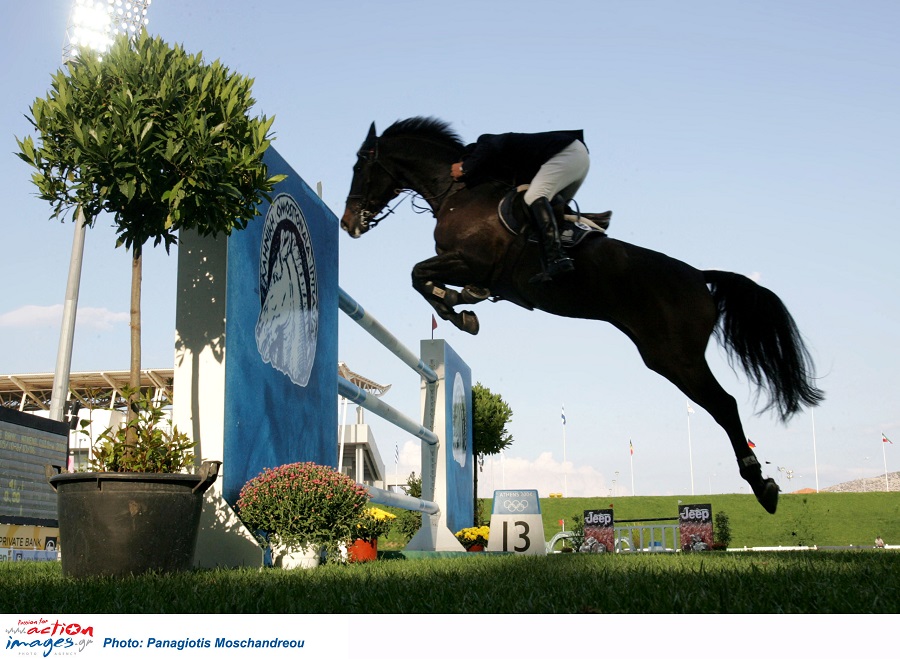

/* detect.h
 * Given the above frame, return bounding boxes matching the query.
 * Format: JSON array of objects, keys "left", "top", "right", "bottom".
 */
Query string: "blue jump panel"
[{"left": 222, "top": 147, "right": 339, "bottom": 506}]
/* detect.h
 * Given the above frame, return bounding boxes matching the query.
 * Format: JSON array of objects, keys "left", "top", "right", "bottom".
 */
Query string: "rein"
[{"left": 347, "top": 139, "right": 458, "bottom": 230}]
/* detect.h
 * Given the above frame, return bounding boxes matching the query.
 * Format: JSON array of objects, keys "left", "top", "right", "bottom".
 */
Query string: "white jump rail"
[{"left": 338, "top": 288, "right": 464, "bottom": 551}]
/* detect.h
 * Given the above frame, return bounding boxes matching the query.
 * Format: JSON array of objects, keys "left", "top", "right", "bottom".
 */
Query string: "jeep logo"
[
  {"left": 680, "top": 507, "right": 711, "bottom": 522},
  {"left": 584, "top": 512, "right": 612, "bottom": 526}
]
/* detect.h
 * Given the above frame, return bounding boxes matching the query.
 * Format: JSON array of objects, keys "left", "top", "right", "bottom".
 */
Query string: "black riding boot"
[{"left": 528, "top": 196, "right": 574, "bottom": 283}]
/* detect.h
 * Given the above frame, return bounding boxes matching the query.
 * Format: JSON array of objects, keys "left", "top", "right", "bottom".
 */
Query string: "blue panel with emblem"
[
  {"left": 442, "top": 341, "right": 473, "bottom": 532},
  {"left": 222, "top": 147, "right": 339, "bottom": 506}
]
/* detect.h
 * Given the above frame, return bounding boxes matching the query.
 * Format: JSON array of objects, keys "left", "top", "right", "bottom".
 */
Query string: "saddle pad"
[{"left": 497, "top": 187, "right": 606, "bottom": 249}]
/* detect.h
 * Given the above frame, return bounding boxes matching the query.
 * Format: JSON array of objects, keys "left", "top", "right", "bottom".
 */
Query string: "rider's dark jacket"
[{"left": 457, "top": 130, "right": 586, "bottom": 187}]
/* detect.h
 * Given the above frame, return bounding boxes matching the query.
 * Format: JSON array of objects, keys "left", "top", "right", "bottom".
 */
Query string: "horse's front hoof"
[
  {"left": 753, "top": 478, "right": 779, "bottom": 514},
  {"left": 457, "top": 311, "right": 479, "bottom": 335}
]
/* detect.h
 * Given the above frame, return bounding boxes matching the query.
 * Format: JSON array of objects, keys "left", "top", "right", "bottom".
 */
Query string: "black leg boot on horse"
[{"left": 528, "top": 197, "right": 575, "bottom": 283}]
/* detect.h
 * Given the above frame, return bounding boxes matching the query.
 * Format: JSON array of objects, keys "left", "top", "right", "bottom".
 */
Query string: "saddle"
[{"left": 497, "top": 186, "right": 610, "bottom": 248}]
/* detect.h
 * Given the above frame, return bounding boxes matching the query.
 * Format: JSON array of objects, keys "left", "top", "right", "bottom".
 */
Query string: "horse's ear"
[{"left": 364, "top": 122, "right": 377, "bottom": 147}]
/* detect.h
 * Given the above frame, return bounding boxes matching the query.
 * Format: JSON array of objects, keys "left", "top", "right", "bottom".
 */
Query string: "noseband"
[{"left": 345, "top": 140, "right": 405, "bottom": 232}]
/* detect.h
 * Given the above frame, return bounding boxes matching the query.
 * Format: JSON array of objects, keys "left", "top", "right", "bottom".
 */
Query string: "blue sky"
[{"left": 2, "top": 1, "right": 898, "bottom": 500}]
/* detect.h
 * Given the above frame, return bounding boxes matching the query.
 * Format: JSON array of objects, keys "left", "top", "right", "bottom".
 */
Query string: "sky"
[{"left": 1, "top": 1, "right": 898, "bottom": 502}]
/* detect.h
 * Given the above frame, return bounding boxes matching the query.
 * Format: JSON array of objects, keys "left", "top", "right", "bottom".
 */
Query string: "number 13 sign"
[{"left": 487, "top": 490, "right": 545, "bottom": 554}]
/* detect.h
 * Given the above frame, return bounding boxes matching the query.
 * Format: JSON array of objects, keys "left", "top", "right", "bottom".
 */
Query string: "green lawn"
[
  {"left": 5, "top": 491, "right": 897, "bottom": 614},
  {"left": 3, "top": 550, "right": 899, "bottom": 614}
]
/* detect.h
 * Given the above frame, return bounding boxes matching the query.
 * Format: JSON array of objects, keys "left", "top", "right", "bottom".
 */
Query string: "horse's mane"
[{"left": 382, "top": 117, "right": 465, "bottom": 150}]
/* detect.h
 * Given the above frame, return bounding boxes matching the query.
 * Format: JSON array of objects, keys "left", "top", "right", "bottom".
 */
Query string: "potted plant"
[
  {"left": 348, "top": 507, "right": 396, "bottom": 562},
  {"left": 236, "top": 462, "right": 369, "bottom": 568},
  {"left": 46, "top": 390, "right": 220, "bottom": 577},
  {"left": 19, "top": 30, "right": 281, "bottom": 578},
  {"left": 712, "top": 511, "right": 732, "bottom": 550},
  {"left": 455, "top": 526, "right": 491, "bottom": 552}
]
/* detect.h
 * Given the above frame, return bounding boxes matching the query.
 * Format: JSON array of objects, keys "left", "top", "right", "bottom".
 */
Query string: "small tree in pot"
[
  {"left": 19, "top": 30, "right": 282, "bottom": 577},
  {"left": 16, "top": 29, "right": 283, "bottom": 425}
]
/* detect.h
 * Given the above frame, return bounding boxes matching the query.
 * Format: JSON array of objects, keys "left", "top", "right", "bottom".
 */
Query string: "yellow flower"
[
  {"left": 455, "top": 526, "right": 490, "bottom": 546},
  {"left": 366, "top": 507, "right": 396, "bottom": 521}
]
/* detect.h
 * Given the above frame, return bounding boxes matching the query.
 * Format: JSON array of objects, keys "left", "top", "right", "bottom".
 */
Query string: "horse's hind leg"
[
  {"left": 686, "top": 368, "right": 779, "bottom": 513},
  {"left": 638, "top": 344, "right": 780, "bottom": 513},
  {"left": 411, "top": 252, "right": 486, "bottom": 335}
]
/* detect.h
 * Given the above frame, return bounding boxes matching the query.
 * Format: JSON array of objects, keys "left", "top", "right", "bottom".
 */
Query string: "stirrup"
[
  {"left": 548, "top": 256, "right": 575, "bottom": 276},
  {"left": 529, "top": 256, "right": 574, "bottom": 284}
]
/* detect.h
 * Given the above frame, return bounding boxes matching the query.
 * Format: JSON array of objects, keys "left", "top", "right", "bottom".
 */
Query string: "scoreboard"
[{"left": 0, "top": 407, "right": 68, "bottom": 525}]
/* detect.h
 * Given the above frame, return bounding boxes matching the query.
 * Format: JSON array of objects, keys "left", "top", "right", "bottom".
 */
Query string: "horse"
[{"left": 340, "top": 117, "right": 824, "bottom": 514}]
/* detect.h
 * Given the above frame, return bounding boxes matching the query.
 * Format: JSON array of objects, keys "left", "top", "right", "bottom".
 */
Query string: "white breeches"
[{"left": 523, "top": 140, "right": 590, "bottom": 206}]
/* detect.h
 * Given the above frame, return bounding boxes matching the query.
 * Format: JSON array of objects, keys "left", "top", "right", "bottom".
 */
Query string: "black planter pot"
[{"left": 47, "top": 461, "right": 220, "bottom": 578}]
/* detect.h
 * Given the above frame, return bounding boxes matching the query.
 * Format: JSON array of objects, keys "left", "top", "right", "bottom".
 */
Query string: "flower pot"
[
  {"left": 348, "top": 538, "right": 378, "bottom": 562},
  {"left": 46, "top": 461, "right": 220, "bottom": 578},
  {"left": 467, "top": 544, "right": 485, "bottom": 552},
  {"left": 272, "top": 543, "right": 321, "bottom": 569}
]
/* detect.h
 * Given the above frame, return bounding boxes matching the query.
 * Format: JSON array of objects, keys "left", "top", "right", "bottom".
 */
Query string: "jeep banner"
[
  {"left": 679, "top": 503, "right": 713, "bottom": 551},
  {"left": 583, "top": 509, "right": 614, "bottom": 552}
]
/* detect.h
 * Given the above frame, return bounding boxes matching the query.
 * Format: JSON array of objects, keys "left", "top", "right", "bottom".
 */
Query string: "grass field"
[
  {"left": 3, "top": 550, "right": 899, "bottom": 614},
  {"left": 4, "top": 491, "right": 898, "bottom": 615},
  {"left": 499, "top": 491, "right": 900, "bottom": 548}
]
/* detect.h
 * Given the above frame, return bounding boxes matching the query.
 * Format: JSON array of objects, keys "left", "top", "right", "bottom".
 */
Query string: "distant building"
[{"left": 2, "top": 365, "right": 391, "bottom": 484}]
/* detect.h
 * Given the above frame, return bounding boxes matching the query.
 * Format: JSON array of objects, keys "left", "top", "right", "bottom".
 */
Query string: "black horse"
[{"left": 340, "top": 117, "right": 824, "bottom": 513}]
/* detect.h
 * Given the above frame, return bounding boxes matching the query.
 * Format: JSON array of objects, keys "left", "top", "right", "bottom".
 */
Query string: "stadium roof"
[
  {"left": 0, "top": 369, "right": 174, "bottom": 412},
  {"left": 2, "top": 364, "right": 390, "bottom": 411}
]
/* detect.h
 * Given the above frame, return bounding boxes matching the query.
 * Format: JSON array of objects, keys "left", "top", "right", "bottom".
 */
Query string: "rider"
[{"left": 450, "top": 129, "right": 599, "bottom": 282}]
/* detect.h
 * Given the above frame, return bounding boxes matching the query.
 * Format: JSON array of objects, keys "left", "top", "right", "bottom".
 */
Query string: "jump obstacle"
[
  {"left": 337, "top": 289, "right": 470, "bottom": 551},
  {"left": 172, "top": 146, "right": 472, "bottom": 567}
]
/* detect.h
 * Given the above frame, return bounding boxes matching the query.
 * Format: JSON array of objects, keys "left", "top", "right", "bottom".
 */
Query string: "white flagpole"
[
  {"left": 630, "top": 444, "right": 635, "bottom": 496},
  {"left": 883, "top": 436, "right": 890, "bottom": 492},
  {"left": 686, "top": 401, "right": 696, "bottom": 496},
  {"left": 811, "top": 409, "right": 820, "bottom": 492},
  {"left": 490, "top": 455, "right": 495, "bottom": 494},
  {"left": 561, "top": 405, "right": 568, "bottom": 498},
  {"left": 337, "top": 396, "right": 349, "bottom": 474}
]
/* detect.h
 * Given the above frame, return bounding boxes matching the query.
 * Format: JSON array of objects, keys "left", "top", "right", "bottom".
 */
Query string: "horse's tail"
[{"left": 704, "top": 270, "right": 824, "bottom": 421}]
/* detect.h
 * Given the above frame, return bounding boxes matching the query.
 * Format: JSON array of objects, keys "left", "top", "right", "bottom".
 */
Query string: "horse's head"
[{"left": 341, "top": 122, "right": 398, "bottom": 238}]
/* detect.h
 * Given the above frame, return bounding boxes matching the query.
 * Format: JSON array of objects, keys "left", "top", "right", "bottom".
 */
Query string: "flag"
[
  {"left": 884, "top": 434, "right": 893, "bottom": 444},
  {"left": 629, "top": 439, "right": 634, "bottom": 456},
  {"left": 687, "top": 401, "right": 695, "bottom": 415},
  {"left": 747, "top": 439, "right": 756, "bottom": 449},
  {"left": 561, "top": 406, "right": 566, "bottom": 426},
  {"left": 394, "top": 443, "right": 400, "bottom": 464},
  {"left": 431, "top": 315, "right": 438, "bottom": 331}
]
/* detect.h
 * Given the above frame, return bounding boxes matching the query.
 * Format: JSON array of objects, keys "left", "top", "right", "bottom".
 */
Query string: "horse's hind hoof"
[
  {"left": 754, "top": 478, "right": 779, "bottom": 514},
  {"left": 455, "top": 311, "right": 479, "bottom": 335},
  {"left": 461, "top": 285, "right": 490, "bottom": 303}
]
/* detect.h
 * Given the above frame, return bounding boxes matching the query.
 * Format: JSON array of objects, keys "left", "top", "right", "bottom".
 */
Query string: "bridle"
[
  {"left": 345, "top": 138, "right": 457, "bottom": 232},
  {"left": 345, "top": 140, "right": 405, "bottom": 231}
]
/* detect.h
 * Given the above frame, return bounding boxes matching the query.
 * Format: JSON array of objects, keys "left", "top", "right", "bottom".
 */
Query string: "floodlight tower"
[
  {"left": 49, "top": 0, "right": 152, "bottom": 422},
  {"left": 63, "top": 0, "right": 152, "bottom": 62}
]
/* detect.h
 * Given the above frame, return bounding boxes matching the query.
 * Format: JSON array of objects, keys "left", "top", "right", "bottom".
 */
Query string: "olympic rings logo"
[{"left": 503, "top": 500, "right": 529, "bottom": 513}]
